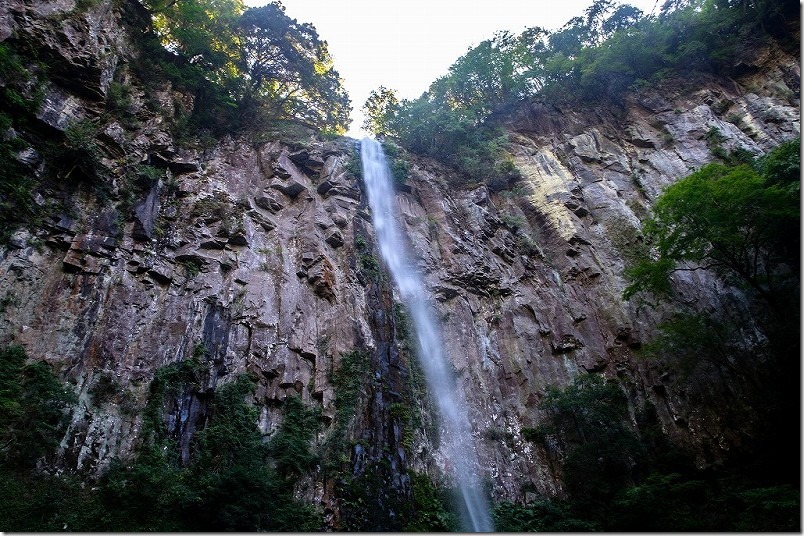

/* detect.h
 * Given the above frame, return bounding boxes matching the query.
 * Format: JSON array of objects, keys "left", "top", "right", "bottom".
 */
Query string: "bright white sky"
[{"left": 244, "top": 0, "right": 661, "bottom": 137}]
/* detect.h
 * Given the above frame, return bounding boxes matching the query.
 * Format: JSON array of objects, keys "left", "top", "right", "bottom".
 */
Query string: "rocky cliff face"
[{"left": 0, "top": 0, "right": 799, "bottom": 522}]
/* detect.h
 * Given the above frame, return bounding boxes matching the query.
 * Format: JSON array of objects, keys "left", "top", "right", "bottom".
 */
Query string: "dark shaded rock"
[
  {"left": 269, "top": 179, "right": 307, "bottom": 199},
  {"left": 288, "top": 148, "right": 310, "bottom": 165},
  {"left": 434, "top": 285, "right": 460, "bottom": 302},
  {"left": 615, "top": 326, "right": 642, "bottom": 349},
  {"left": 62, "top": 250, "right": 84, "bottom": 272},
  {"left": 324, "top": 230, "right": 344, "bottom": 248},
  {"left": 147, "top": 265, "right": 173, "bottom": 285},
  {"left": 300, "top": 250, "right": 323, "bottom": 269},
  {"left": 551, "top": 334, "right": 584, "bottom": 354},
  {"left": 307, "top": 257, "right": 336, "bottom": 302},
  {"left": 15, "top": 147, "right": 42, "bottom": 167},
  {"left": 69, "top": 233, "right": 118, "bottom": 256},
  {"left": 254, "top": 193, "right": 283, "bottom": 213},
  {"left": 331, "top": 185, "right": 361, "bottom": 200},
  {"left": 317, "top": 179, "right": 335, "bottom": 196},
  {"left": 581, "top": 354, "right": 608, "bottom": 373},
  {"left": 228, "top": 233, "right": 248, "bottom": 247},
  {"left": 132, "top": 184, "right": 161, "bottom": 241},
  {"left": 447, "top": 268, "right": 512, "bottom": 298},
  {"left": 246, "top": 209, "right": 276, "bottom": 232},
  {"left": 200, "top": 239, "right": 226, "bottom": 250},
  {"left": 175, "top": 251, "right": 211, "bottom": 270},
  {"left": 568, "top": 234, "right": 592, "bottom": 246},
  {"left": 272, "top": 160, "right": 292, "bottom": 179},
  {"left": 168, "top": 158, "right": 200, "bottom": 174},
  {"left": 36, "top": 85, "right": 88, "bottom": 131},
  {"left": 331, "top": 212, "right": 348, "bottom": 228}
]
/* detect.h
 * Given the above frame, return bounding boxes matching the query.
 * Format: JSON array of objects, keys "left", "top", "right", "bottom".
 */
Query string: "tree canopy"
[
  {"left": 623, "top": 138, "right": 800, "bottom": 309},
  {"left": 362, "top": 0, "right": 797, "bottom": 184},
  {"left": 236, "top": 4, "right": 350, "bottom": 132},
  {"left": 139, "top": 0, "right": 351, "bottom": 135}
]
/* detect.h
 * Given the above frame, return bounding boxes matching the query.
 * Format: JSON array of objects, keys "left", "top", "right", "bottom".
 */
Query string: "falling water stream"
[{"left": 360, "top": 138, "right": 494, "bottom": 532}]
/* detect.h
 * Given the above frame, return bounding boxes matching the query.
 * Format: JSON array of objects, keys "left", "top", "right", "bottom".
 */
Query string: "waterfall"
[{"left": 360, "top": 138, "right": 494, "bottom": 532}]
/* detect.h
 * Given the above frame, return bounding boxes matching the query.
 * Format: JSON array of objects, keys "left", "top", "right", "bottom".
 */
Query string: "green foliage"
[
  {"left": 74, "top": 0, "right": 103, "bottom": 13},
  {"left": 141, "top": 357, "right": 205, "bottom": 444},
  {"left": 610, "top": 473, "right": 801, "bottom": 531},
  {"left": 499, "top": 211, "right": 526, "bottom": 232},
  {"left": 493, "top": 499, "right": 597, "bottom": 531},
  {"left": 2, "top": 367, "right": 323, "bottom": 531},
  {"left": 0, "top": 346, "right": 76, "bottom": 468},
  {"left": 0, "top": 43, "right": 45, "bottom": 243},
  {"left": 639, "top": 313, "right": 757, "bottom": 379},
  {"left": 95, "top": 445, "right": 194, "bottom": 531},
  {"left": 364, "top": 90, "right": 519, "bottom": 187},
  {"left": 88, "top": 372, "right": 121, "bottom": 405},
  {"left": 235, "top": 4, "right": 351, "bottom": 133},
  {"left": 61, "top": 119, "right": 103, "bottom": 181},
  {"left": 323, "top": 350, "right": 369, "bottom": 469},
  {"left": 735, "top": 484, "right": 801, "bottom": 531},
  {"left": 191, "top": 379, "right": 321, "bottom": 531},
  {"left": 362, "top": 85, "right": 400, "bottom": 136},
  {"left": 354, "top": 233, "right": 382, "bottom": 281},
  {"left": 343, "top": 147, "right": 363, "bottom": 179},
  {"left": 381, "top": 139, "right": 411, "bottom": 187},
  {"left": 180, "top": 259, "right": 202, "bottom": 278},
  {"left": 149, "top": 0, "right": 243, "bottom": 75},
  {"left": 623, "top": 143, "right": 800, "bottom": 305},
  {"left": 337, "top": 467, "right": 458, "bottom": 532},
  {"left": 538, "top": 374, "right": 645, "bottom": 508},
  {"left": 0, "top": 121, "right": 37, "bottom": 243},
  {"left": 195, "top": 375, "right": 261, "bottom": 470},
  {"left": 364, "top": 0, "right": 796, "bottom": 184},
  {"left": 104, "top": 78, "right": 140, "bottom": 128},
  {"left": 142, "top": 0, "right": 350, "bottom": 136},
  {"left": 518, "top": 373, "right": 801, "bottom": 531},
  {"left": 403, "top": 472, "right": 459, "bottom": 531},
  {"left": 758, "top": 136, "right": 801, "bottom": 188},
  {"left": 0, "top": 467, "right": 106, "bottom": 532},
  {"left": 610, "top": 471, "right": 712, "bottom": 530},
  {"left": 267, "top": 395, "right": 321, "bottom": 479}
]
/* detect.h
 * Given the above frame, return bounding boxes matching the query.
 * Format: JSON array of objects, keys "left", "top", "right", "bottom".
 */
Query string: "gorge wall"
[{"left": 0, "top": 0, "right": 799, "bottom": 524}]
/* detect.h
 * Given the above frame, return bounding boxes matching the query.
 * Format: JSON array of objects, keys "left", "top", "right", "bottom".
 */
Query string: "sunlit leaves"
[
  {"left": 624, "top": 141, "right": 800, "bottom": 303},
  {"left": 142, "top": 0, "right": 350, "bottom": 134},
  {"left": 235, "top": 4, "right": 351, "bottom": 133},
  {"left": 150, "top": 0, "right": 243, "bottom": 74},
  {"left": 362, "top": 86, "right": 400, "bottom": 136}
]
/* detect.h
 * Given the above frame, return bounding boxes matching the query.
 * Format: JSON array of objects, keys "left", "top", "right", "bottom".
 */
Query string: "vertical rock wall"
[{"left": 0, "top": 0, "right": 798, "bottom": 516}]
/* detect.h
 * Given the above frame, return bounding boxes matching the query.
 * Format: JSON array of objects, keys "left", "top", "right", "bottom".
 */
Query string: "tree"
[
  {"left": 0, "top": 346, "right": 76, "bottom": 468},
  {"left": 149, "top": 0, "right": 243, "bottom": 76},
  {"left": 537, "top": 374, "right": 645, "bottom": 509},
  {"left": 361, "top": 86, "right": 400, "bottom": 136},
  {"left": 623, "top": 140, "right": 800, "bottom": 310},
  {"left": 235, "top": 3, "right": 351, "bottom": 133},
  {"left": 602, "top": 4, "right": 644, "bottom": 35},
  {"left": 438, "top": 31, "right": 531, "bottom": 116}
]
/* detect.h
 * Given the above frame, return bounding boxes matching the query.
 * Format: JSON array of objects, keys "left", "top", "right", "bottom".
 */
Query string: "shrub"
[{"left": 0, "top": 345, "right": 76, "bottom": 468}]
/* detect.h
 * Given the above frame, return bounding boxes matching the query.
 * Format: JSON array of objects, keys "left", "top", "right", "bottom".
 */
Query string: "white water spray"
[{"left": 360, "top": 138, "right": 494, "bottom": 532}]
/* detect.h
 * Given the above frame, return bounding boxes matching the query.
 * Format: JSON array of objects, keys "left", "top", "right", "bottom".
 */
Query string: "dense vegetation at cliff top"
[
  {"left": 363, "top": 0, "right": 798, "bottom": 184},
  {"left": 0, "top": 0, "right": 352, "bottom": 241},
  {"left": 134, "top": 0, "right": 352, "bottom": 135}
]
